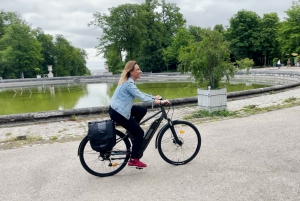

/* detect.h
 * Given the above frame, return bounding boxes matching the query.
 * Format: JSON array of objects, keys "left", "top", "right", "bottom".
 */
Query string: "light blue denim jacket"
[{"left": 110, "top": 77, "right": 154, "bottom": 120}]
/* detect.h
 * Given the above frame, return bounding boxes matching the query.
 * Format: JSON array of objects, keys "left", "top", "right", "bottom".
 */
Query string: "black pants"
[{"left": 109, "top": 105, "right": 147, "bottom": 159}]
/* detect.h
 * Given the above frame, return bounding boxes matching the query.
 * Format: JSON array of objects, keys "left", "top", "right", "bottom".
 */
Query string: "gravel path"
[{"left": 1, "top": 85, "right": 300, "bottom": 146}]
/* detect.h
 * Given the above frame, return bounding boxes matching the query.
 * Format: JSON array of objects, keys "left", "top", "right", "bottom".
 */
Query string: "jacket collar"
[{"left": 128, "top": 76, "right": 135, "bottom": 83}]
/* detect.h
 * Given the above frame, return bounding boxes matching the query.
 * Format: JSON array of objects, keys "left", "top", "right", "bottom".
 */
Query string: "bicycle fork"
[
  {"left": 154, "top": 119, "right": 183, "bottom": 149},
  {"left": 167, "top": 119, "right": 183, "bottom": 146}
]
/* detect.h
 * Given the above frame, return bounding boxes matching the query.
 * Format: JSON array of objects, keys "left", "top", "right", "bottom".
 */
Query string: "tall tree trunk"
[
  {"left": 119, "top": 49, "right": 122, "bottom": 62},
  {"left": 264, "top": 54, "right": 267, "bottom": 66},
  {"left": 264, "top": 49, "right": 268, "bottom": 66}
]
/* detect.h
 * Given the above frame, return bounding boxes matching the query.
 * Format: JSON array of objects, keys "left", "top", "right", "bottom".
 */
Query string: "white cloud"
[{"left": 85, "top": 48, "right": 105, "bottom": 70}]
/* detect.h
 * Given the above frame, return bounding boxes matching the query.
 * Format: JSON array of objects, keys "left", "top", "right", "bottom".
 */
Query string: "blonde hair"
[{"left": 118, "top": 60, "right": 137, "bottom": 85}]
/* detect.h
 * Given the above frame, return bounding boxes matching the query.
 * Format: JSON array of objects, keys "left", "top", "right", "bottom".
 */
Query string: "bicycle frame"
[{"left": 137, "top": 104, "right": 183, "bottom": 156}]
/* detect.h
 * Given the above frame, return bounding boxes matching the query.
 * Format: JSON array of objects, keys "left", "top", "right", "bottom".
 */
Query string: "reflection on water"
[
  {"left": 0, "top": 81, "right": 270, "bottom": 115},
  {"left": 74, "top": 83, "right": 113, "bottom": 108},
  {"left": 0, "top": 84, "right": 88, "bottom": 115},
  {"left": 50, "top": 85, "right": 55, "bottom": 96}
]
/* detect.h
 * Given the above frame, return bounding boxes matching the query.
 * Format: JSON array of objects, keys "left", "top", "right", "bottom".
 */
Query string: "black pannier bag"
[{"left": 88, "top": 120, "right": 116, "bottom": 152}]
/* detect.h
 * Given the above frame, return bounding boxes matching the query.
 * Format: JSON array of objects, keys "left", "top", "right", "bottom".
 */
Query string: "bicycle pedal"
[
  {"left": 136, "top": 167, "right": 143, "bottom": 170},
  {"left": 128, "top": 165, "right": 144, "bottom": 169}
]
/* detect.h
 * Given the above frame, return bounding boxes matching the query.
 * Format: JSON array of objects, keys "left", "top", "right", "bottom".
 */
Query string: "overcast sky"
[{"left": 0, "top": 0, "right": 292, "bottom": 70}]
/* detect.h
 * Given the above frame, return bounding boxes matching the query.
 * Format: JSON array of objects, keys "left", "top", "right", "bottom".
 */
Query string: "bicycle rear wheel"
[
  {"left": 157, "top": 120, "right": 201, "bottom": 165},
  {"left": 78, "top": 130, "right": 131, "bottom": 177}
]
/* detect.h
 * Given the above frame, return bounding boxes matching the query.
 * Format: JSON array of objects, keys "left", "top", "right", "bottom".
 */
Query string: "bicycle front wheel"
[
  {"left": 157, "top": 120, "right": 201, "bottom": 165},
  {"left": 78, "top": 130, "right": 131, "bottom": 177}
]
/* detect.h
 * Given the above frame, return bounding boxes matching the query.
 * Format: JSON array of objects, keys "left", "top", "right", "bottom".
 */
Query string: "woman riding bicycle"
[{"left": 109, "top": 60, "right": 170, "bottom": 168}]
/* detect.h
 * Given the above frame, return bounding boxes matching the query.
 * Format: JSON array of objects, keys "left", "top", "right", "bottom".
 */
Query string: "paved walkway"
[{"left": 0, "top": 94, "right": 300, "bottom": 201}]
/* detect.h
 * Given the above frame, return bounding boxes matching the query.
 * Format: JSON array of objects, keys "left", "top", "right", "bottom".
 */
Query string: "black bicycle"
[{"left": 78, "top": 102, "right": 201, "bottom": 177}]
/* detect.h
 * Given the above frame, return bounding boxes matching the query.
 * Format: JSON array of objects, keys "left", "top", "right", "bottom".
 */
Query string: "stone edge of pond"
[{"left": 1, "top": 82, "right": 300, "bottom": 125}]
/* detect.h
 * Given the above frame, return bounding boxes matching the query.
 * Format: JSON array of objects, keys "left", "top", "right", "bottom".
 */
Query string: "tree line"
[
  {"left": 1, "top": 0, "right": 299, "bottom": 79},
  {"left": 0, "top": 11, "right": 90, "bottom": 79},
  {"left": 90, "top": 0, "right": 300, "bottom": 73}
]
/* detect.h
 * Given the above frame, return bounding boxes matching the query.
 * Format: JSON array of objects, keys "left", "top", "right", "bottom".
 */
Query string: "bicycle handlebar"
[{"left": 158, "top": 97, "right": 171, "bottom": 106}]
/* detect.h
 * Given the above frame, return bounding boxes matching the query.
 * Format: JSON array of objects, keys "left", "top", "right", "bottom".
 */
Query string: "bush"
[{"left": 179, "top": 28, "right": 235, "bottom": 89}]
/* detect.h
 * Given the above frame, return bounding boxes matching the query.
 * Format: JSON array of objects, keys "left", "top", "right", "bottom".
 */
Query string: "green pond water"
[{"left": 0, "top": 82, "right": 270, "bottom": 115}]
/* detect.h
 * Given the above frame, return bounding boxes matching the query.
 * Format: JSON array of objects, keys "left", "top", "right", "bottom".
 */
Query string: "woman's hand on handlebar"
[
  {"left": 160, "top": 99, "right": 171, "bottom": 105},
  {"left": 153, "top": 97, "right": 171, "bottom": 105}
]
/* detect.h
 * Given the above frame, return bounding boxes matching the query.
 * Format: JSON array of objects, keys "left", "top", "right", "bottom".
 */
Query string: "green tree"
[
  {"left": 0, "top": 11, "right": 25, "bottom": 78},
  {"left": 71, "top": 48, "right": 90, "bottom": 76},
  {"left": 235, "top": 58, "right": 254, "bottom": 72},
  {"left": 227, "top": 10, "right": 261, "bottom": 64},
  {"left": 188, "top": 25, "right": 206, "bottom": 42},
  {"left": 179, "top": 29, "right": 235, "bottom": 89},
  {"left": 160, "top": 0, "right": 186, "bottom": 48},
  {"left": 34, "top": 28, "right": 89, "bottom": 77},
  {"left": 0, "top": 11, "right": 88, "bottom": 78},
  {"left": 213, "top": 24, "right": 225, "bottom": 34},
  {"left": 256, "top": 13, "right": 280, "bottom": 66},
  {"left": 104, "top": 45, "right": 125, "bottom": 74},
  {"left": 0, "top": 11, "right": 23, "bottom": 38},
  {"left": 0, "top": 21, "right": 43, "bottom": 78},
  {"left": 163, "top": 27, "right": 193, "bottom": 71},
  {"left": 138, "top": 0, "right": 186, "bottom": 72},
  {"left": 137, "top": 0, "right": 164, "bottom": 72},
  {"left": 90, "top": 1, "right": 186, "bottom": 73},
  {"left": 53, "top": 35, "right": 72, "bottom": 76},
  {"left": 89, "top": 3, "right": 146, "bottom": 62},
  {"left": 53, "top": 35, "right": 89, "bottom": 76},
  {"left": 278, "top": 0, "right": 300, "bottom": 55},
  {"left": 33, "top": 27, "right": 55, "bottom": 75}
]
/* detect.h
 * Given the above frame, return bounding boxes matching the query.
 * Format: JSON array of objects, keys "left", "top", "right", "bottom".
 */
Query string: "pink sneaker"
[{"left": 128, "top": 158, "right": 147, "bottom": 168}]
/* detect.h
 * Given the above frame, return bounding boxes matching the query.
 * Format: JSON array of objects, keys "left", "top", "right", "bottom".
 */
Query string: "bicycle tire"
[
  {"left": 79, "top": 130, "right": 131, "bottom": 177},
  {"left": 157, "top": 120, "right": 201, "bottom": 165}
]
